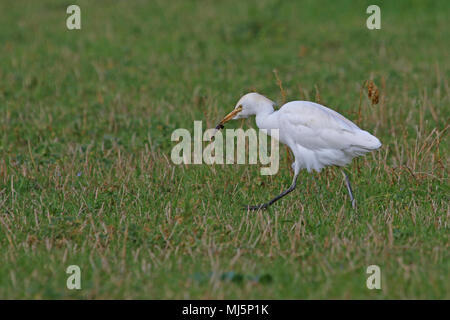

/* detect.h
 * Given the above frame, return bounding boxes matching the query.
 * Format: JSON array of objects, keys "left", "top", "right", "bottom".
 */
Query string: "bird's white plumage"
[{"left": 233, "top": 92, "right": 381, "bottom": 173}]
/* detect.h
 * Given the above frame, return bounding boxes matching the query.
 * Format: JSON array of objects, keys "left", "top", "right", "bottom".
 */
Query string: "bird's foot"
[
  {"left": 244, "top": 203, "right": 270, "bottom": 211},
  {"left": 351, "top": 199, "right": 357, "bottom": 210}
]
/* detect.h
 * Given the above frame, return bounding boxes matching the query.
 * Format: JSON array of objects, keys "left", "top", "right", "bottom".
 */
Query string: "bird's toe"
[{"left": 244, "top": 204, "right": 269, "bottom": 211}]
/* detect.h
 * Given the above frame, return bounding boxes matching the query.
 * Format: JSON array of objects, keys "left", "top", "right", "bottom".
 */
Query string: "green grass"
[{"left": 0, "top": 0, "right": 448, "bottom": 299}]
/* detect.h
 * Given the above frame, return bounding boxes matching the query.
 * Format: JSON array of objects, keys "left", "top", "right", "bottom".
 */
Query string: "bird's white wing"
[{"left": 278, "top": 101, "right": 380, "bottom": 151}]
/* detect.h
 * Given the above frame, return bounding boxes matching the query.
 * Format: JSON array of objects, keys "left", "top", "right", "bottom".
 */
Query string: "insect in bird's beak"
[
  {"left": 214, "top": 105, "right": 243, "bottom": 130},
  {"left": 212, "top": 105, "right": 243, "bottom": 141}
]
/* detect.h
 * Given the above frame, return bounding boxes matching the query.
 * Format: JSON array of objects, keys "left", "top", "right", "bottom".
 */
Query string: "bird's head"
[{"left": 215, "top": 92, "right": 275, "bottom": 130}]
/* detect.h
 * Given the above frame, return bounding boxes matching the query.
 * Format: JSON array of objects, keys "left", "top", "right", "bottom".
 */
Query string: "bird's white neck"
[{"left": 255, "top": 105, "right": 275, "bottom": 129}]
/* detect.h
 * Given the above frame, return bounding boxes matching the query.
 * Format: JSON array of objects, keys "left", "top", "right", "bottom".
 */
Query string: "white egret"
[{"left": 215, "top": 92, "right": 382, "bottom": 210}]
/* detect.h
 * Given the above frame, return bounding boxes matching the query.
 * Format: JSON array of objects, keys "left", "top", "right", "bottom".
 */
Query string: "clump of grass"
[{"left": 366, "top": 80, "right": 380, "bottom": 105}]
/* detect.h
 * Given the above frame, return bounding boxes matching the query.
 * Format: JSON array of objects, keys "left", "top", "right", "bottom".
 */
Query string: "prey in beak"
[
  {"left": 215, "top": 105, "right": 243, "bottom": 130},
  {"left": 212, "top": 105, "right": 243, "bottom": 140}
]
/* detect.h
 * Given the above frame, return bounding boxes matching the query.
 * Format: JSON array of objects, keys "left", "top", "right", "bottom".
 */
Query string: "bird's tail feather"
[{"left": 349, "top": 130, "right": 382, "bottom": 151}]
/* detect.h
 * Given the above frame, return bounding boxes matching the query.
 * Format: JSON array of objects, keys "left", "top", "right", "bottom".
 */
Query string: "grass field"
[{"left": 0, "top": 0, "right": 448, "bottom": 299}]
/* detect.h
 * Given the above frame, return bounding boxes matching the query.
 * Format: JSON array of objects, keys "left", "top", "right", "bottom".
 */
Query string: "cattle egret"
[{"left": 215, "top": 92, "right": 382, "bottom": 210}]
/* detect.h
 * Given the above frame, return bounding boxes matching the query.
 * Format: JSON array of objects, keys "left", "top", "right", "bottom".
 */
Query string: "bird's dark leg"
[
  {"left": 341, "top": 170, "right": 356, "bottom": 209},
  {"left": 245, "top": 173, "right": 299, "bottom": 211}
]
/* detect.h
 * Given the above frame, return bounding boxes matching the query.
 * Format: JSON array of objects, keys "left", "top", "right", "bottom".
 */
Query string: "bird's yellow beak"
[{"left": 215, "top": 105, "right": 243, "bottom": 130}]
